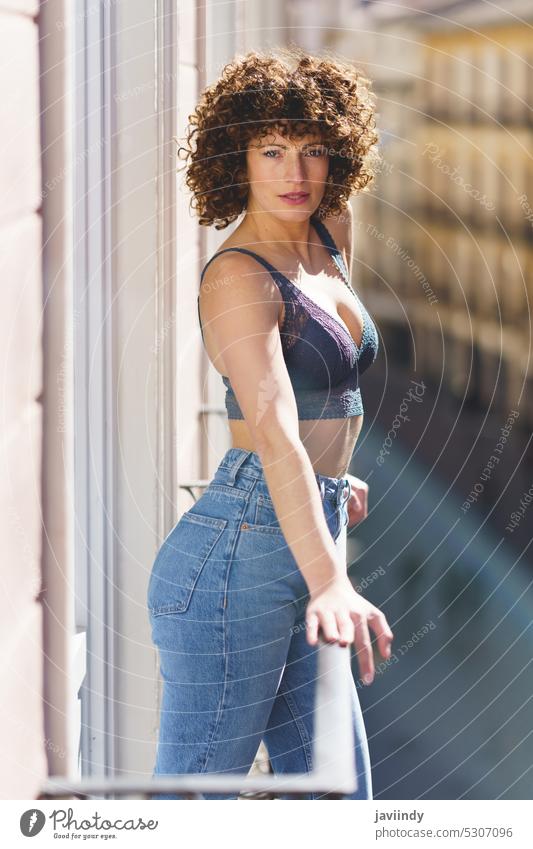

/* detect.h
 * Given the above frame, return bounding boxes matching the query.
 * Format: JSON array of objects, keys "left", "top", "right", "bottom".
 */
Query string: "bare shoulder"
[
  {"left": 199, "top": 248, "right": 282, "bottom": 323},
  {"left": 319, "top": 205, "right": 354, "bottom": 275},
  {"left": 320, "top": 204, "right": 353, "bottom": 251}
]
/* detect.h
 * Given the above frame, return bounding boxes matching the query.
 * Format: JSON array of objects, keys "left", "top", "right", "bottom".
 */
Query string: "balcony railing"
[{"left": 39, "top": 638, "right": 357, "bottom": 800}]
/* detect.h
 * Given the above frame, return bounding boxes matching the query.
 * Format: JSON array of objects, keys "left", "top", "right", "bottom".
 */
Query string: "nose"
[{"left": 283, "top": 150, "right": 307, "bottom": 183}]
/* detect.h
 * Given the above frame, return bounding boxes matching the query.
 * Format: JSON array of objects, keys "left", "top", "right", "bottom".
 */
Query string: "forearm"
[{"left": 255, "top": 436, "right": 347, "bottom": 594}]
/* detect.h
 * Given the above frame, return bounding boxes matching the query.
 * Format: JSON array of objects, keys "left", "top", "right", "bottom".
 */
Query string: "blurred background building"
[{"left": 2, "top": 0, "right": 532, "bottom": 800}]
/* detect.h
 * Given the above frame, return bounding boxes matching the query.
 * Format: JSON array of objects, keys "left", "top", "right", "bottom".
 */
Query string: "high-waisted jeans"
[{"left": 147, "top": 447, "right": 373, "bottom": 800}]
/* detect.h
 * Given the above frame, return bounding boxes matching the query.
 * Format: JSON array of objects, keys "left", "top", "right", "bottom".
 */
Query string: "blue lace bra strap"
[
  {"left": 200, "top": 246, "right": 284, "bottom": 284},
  {"left": 310, "top": 214, "right": 350, "bottom": 283}
]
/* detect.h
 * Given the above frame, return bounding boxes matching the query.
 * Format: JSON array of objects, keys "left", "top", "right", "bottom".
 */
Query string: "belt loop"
[
  {"left": 337, "top": 476, "right": 350, "bottom": 509},
  {"left": 225, "top": 449, "right": 252, "bottom": 486}
]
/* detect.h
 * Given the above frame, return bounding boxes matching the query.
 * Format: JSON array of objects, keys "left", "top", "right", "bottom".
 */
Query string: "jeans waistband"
[{"left": 218, "top": 447, "right": 351, "bottom": 510}]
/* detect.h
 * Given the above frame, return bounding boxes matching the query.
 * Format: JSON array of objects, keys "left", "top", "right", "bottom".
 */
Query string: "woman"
[{"left": 147, "top": 45, "right": 394, "bottom": 800}]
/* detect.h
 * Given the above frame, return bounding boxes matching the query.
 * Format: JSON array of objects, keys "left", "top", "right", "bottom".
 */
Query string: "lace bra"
[{"left": 197, "top": 214, "right": 379, "bottom": 421}]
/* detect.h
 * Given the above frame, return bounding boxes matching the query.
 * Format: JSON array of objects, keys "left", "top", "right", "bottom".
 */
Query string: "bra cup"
[
  {"left": 356, "top": 316, "right": 379, "bottom": 376},
  {"left": 283, "top": 320, "right": 356, "bottom": 390},
  {"left": 200, "top": 218, "right": 379, "bottom": 421}
]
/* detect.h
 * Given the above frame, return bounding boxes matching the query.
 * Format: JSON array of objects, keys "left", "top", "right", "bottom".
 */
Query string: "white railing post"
[{"left": 313, "top": 639, "right": 358, "bottom": 795}]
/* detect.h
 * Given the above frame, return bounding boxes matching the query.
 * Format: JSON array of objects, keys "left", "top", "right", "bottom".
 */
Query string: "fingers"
[
  {"left": 336, "top": 614, "right": 355, "bottom": 647},
  {"left": 351, "top": 609, "right": 394, "bottom": 684},
  {"left": 318, "top": 610, "right": 339, "bottom": 643},
  {"left": 352, "top": 615, "right": 374, "bottom": 684},
  {"left": 368, "top": 609, "right": 394, "bottom": 659},
  {"left": 306, "top": 610, "right": 355, "bottom": 647},
  {"left": 307, "top": 594, "right": 395, "bottom": 681},
  {"left": 306, "top": 611, "right": 319, "bottom": 646}
]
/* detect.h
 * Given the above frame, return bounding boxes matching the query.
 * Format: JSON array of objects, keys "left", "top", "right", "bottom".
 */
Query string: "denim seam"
[
  {"left": 198, "top": 490, "right": 251, "bottom": 776},
  {"left": 205, "top": 485, "right": 247, "bottom": 500},
  {"left": 257, "top": 491, "right": 336, "bottom": 509},
  {"left": 247, "top": 526, "right": 285, "bottom": 537},
  {"left": 332, "top": 507, "right": 342, "bottom": 542},
  {"left": 217, "top": 468, "right": 262, "bottom": 482},
  {"left": 277, "top": 684, "right": 315, "bottom": 776}
]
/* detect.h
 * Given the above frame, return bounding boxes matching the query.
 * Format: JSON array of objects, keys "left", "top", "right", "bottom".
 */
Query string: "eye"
[
  {"left": 306, "top": 147, "right": 326, "bottom": 157},
  {"left": 263, "top": 149, "right": 280, "bottom": 158}
]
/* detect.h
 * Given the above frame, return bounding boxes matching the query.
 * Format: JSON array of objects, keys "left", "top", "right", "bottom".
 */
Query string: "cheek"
[
  {"left": 314, "top": 158, "right": 330, "bottom": 179},
  {"left": 246, "top": 156, "right": 276, "bottom": 188}
]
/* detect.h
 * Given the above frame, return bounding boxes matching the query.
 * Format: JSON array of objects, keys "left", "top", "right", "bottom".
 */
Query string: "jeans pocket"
[
  {"left": 147, "top": 513, "right": 227, "bottom": 615},
  {"left": 253, "top": 493, "right": 284, "bottom": 533}
]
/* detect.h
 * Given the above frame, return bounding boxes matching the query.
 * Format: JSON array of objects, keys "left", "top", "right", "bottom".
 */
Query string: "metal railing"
[{"left": 40, "top": 638, "right": 357, "bottom": 800}]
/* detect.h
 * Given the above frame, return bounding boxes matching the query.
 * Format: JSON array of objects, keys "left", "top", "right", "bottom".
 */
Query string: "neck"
[{"left": 241, "top": 205, "right": 316, "bottom": 265}]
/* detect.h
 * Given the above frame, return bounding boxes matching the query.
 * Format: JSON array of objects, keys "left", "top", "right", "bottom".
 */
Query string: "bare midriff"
[
  {"left": 203, "top": 291, "right": 365, "bottom": 478},
  {"left": 228, "top": 415, "right": 363, "bottom": 479}
]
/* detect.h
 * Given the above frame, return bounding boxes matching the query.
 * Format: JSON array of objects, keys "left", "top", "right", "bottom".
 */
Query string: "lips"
[{"left": 280, "top": 192, "right": 309, "bottom": 199}]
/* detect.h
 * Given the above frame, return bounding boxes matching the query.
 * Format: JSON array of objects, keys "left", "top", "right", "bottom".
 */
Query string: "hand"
[
  {"left": 305, "top": 575, "right": 394, "bottom": 685},
  {"left": 345, "top": 472, "right": 368, "bottom": 528}
]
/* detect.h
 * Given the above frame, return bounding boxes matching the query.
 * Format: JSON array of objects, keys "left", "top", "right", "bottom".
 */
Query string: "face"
[{"left": 245, "top": 128, "right": 329, "bottom": 220}]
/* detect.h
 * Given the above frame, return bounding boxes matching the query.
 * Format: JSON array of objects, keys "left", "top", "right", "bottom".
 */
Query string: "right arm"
[{"left": 199, "top": 252, "right": 393, "bottom": 679}]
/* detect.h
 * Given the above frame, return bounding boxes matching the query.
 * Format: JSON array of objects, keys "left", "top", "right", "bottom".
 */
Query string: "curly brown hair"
[{"left": 176, "top": 44, "right": 381, "bottom": 229}]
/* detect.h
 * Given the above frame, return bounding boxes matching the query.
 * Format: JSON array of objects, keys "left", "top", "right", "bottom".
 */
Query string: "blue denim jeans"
[{"left": 147, "top": 447, "right": 373, "bottom": 800}]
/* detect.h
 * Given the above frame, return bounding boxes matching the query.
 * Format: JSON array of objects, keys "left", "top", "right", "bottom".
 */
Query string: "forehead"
[{"left": 249, "top": 128, "right": 324, "bottom": 147}]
